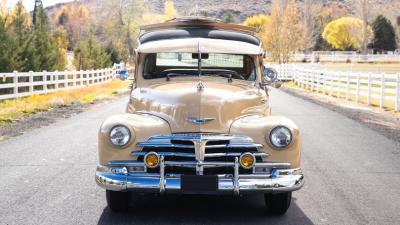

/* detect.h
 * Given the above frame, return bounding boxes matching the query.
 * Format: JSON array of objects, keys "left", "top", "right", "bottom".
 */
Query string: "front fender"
[
  {"left": 229, "top": 115, "right": 301, "bottom": 168},
  {"left": 98, "top": 113, "right": 171, "bottom": 165}
]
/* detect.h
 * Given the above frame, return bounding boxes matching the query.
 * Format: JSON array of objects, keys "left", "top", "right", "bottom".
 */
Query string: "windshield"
[{"left": 143, "top": 53, "right": 256, "bottom": 81}]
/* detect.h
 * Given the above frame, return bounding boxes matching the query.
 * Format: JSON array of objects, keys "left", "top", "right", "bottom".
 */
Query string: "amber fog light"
[
  {"left": 239, "top": 152, "right": 255, "bottom": 169},
  {"left": 144, "top": 152, "right": 160, "bottom": 168}
]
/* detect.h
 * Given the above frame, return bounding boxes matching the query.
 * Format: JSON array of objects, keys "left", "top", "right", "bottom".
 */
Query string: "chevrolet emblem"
[{"left": 186, "top": 117, "right": 215, "bottom": 124}]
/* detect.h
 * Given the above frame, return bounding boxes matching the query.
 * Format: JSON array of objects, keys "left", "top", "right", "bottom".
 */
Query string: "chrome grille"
[{"left": 133, "top": 134, "right": 267, "bottom": 175}]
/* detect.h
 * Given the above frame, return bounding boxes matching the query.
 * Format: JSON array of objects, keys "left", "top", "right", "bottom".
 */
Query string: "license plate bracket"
[{"left": 181, "top": 175, "right": 218, "bottom": 193}]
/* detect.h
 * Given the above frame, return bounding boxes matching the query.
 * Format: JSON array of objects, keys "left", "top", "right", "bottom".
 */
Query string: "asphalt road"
[{"left": 1, "top": 88, "right": 400, "bottom": 225}]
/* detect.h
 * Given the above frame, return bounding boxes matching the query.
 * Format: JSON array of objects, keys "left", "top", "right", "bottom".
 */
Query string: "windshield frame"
[{"left": 141, "top": 52, "right": 257, "bottom": 81}]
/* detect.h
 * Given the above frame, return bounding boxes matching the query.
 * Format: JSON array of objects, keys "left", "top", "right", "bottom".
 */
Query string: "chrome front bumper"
[{"left": 95, "top": 159, "right": 304, "bottom": 195}]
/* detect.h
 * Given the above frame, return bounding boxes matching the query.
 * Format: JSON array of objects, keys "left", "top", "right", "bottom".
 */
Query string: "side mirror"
[{"left": 263, "top": 67, "right": 278, "bottom": 82}]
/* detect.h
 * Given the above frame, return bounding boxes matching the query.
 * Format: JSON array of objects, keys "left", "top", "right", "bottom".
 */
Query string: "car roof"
[{"left": 137, "top": 38, "right": 262, "bottom": 55}]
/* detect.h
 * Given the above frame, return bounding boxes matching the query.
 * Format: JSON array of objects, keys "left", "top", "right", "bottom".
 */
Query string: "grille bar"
[{"left": 132, "top": 151, "right": 268, "bottom": 158}]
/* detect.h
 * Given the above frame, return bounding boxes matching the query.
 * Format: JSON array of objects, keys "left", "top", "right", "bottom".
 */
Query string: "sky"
[{"left": 6, "top": 0, "right": 74, "bottom": 11}]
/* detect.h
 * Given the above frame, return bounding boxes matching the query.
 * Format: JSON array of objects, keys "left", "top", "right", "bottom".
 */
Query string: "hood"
[{"left": 129, "top": 79, "right": 268, "bottom": 133}]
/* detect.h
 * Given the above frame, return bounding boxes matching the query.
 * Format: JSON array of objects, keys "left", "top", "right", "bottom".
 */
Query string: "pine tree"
[
  {"left": 372, "top": 15, "right": 397, "bottom": 52},
  {"left": 74, "top": 32, "right": 111, "bottom": 70},
  {"left": 32, "top": 0, "right": 43, "bottom": 26},
  {"left": 222, "top": 12, "right": 235, "bottom": 23},
  {"left": 7, "top": 2, "right": 33, "bottom": 71},
  {"left": 30, "top": 4, "right": 65, "bottom": 71},
  {"left": 0, "top": 16, "right": 14, "bottom": 72}
]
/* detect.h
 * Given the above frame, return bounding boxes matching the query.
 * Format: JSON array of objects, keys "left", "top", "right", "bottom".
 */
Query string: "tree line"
[{"left": 243, "top": 0, "right": 398, "bottom": 63}]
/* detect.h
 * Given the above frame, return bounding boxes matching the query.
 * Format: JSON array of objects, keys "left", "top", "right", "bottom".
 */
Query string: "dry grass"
[{"left": 0, "top": 80, "right": 129, "bottom": 126}]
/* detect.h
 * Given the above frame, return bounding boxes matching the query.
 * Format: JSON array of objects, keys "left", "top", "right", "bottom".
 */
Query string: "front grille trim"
[{"left": 134, "top": 133, "right": 266, "bottom": 175}]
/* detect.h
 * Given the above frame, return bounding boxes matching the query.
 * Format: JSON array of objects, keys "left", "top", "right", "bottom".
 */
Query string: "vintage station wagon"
[{"left": 95, "top": 18, "right": 304, "bottom": 214}]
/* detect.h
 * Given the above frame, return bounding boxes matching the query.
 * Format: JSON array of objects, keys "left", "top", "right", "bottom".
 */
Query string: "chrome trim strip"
[
  {"left": 136, "top": 143, "right": 263, "bottom": 149},
  {"left": 109, "top": 160, "right": 289, "bottom": 169},
  {"left": 234, "top": 157, "right": 239, "bottom": 195},
  {"left": 160, "top": 156, "right": 165, "bottom": 193},
  {"left": 131, "top": 151, "right": 269, "bottom": 158},
  {"left": 136, "top": 134, "right": 263, "bottom": 149}
]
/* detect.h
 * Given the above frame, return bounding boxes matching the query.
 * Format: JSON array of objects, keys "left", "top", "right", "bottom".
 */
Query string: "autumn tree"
[
  {"left": 322, "top": 17, "right": 372, "bottom": 51},
  {"left": 313, "top": 6, "right": 348, "bottom": 50},
  {"left": 355, "top": 0, "right": 376, "bottom": 53},
  {"left": 243, "top": 14, "right": 269, "bottom": 31},
  {"left": 371, "top": 15, "right": 397, "bottom": 52},
  {"left": 262, "top": 0, "right": 305, "bottom": 63},
  {"left": 300, "top": 0, "right": 322, "bottom": 51},
  {"left": 164, "top": 0, "right": 177, "bottom": 20},
  {"left": 53, "top": 3, "right": 90, "bottom": 49}
]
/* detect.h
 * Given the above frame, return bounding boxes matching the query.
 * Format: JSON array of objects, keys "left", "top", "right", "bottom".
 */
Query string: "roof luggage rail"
[{"left": 139, "top": 17, "right": 258, "bottom": 34}]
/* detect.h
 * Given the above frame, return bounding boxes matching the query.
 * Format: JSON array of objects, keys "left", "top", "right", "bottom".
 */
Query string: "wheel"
[
  {"left": 264, "top": 192, "right": 292, "bottom": 215},
  {"left": 106, "top": 190, "right": 131, "bottom": 212}
]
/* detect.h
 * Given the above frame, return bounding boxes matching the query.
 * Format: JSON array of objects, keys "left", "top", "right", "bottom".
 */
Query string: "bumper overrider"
[{"left": 96, "top": 134, "right": 304, "bottom": 194}]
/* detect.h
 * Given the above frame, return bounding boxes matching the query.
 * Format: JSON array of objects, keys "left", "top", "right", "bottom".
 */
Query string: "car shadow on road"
[{"left": 97, "top": 194, "right": 314, "bottom": 225}]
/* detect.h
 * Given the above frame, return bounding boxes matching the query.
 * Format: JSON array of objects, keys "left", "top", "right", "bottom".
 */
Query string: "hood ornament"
[
  {"left": 197, "top": 81, "right": 204, "bottom": 92},
  {"left": 186, "top": 117, "right": 215, "bottom": 125}
]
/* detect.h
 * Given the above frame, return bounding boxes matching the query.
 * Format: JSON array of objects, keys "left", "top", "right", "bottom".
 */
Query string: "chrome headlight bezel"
[
  {"left": 109, "top": 125, "right": 131, "bottom": 147},
  {"left": 268, "top": 126, "right": 292, "bottom": 149}
]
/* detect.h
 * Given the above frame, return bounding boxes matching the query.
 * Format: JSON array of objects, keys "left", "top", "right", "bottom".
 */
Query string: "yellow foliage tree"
[
  {"left": 0, "top": 0, "right": 7, "bottom": 17},
  {"left": 262, "top": 0, "right": 306, "bottom": 63},
  {"left": 53, "top": 3, "right": 91, "bottom": 48},
  {"left": 322, "top": 17, "right": 373, "bottom": 50},
  {"left": 164, "top": 0, "right": 177, "bottom": 20},
  {"left": 243, "top": 14, "right": 270, "bottom": 31}
]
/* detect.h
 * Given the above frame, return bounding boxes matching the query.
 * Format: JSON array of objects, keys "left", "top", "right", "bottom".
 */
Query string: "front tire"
[
  {"left": 264, "top": 192, "right": 292, "bottom": 215},
  {"left": 106, "top": 190, "right": 131, "bottom": 212}
]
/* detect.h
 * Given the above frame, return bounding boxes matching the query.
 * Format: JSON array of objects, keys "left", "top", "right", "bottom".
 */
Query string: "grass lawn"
[
  {"left": 317, "top": 63, "right": 400, "bottom": 74},
  {"left": 0, "top": 80, "right": 129, "bottom": 126}
]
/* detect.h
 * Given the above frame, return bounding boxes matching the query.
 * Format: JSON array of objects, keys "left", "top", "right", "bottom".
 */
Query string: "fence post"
[
  {"left": 54, "top": 71, "right": 59, "bottom": 89},
  {"left": 42, "top": 70, "right": 48, "bottom": 94},
  {"left": 380, "top": 73, "right": 385, "bottom": 109},
  {"left": 346, "top": 73, "right": 350, "bottom": 100},
  {"left": 13, "top": 71, "right": 18, "bottom": 98},
  {"left": 330, "top": 72, "right": 333, "bottom": 96},
  {"left": 337, "top": 72, "right": 342, "bottom": 98},
  {"left": 367, "top": 73, "right": 372, "bottom": 106},
  {"left": 356, "top": 73, "right": 360, "bottom": 103},
  {"left": 396, "top": 74, "right": 400, "bottom": 111},
  {"left": 29, "top": 71, "right": 34, "bottom": 95}
]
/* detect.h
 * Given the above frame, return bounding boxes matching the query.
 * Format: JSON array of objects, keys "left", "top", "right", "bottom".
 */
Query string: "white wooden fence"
[
  {"left": 0, "top": 68, "right": 115, "bottom": 100},
  {"left": 271, "top": 52, "right": 400, "bottom": 63},
  {"left": 274, "top": 64, "right": 400, "bottom": 111}
]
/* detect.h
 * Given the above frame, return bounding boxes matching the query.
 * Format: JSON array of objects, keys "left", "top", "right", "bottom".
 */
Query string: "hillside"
[{"left": 45, "top": 0, "right": 363, "bottom": 22}]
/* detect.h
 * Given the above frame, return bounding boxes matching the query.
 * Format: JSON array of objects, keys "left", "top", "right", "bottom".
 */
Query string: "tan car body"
[{"left": 98, "top": 40, "right": 301, "bottom": 169}]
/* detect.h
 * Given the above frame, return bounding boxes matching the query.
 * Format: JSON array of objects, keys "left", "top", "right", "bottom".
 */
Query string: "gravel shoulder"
[{"left": 280, "top": 86, "right": 400, "bottom": 142}]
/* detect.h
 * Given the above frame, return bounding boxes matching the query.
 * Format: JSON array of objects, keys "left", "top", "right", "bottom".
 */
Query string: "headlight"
[
  {"left": 109, "top": 125, "right": 131, "bottom": 147},
  {"left": 269, "top": 126, "right": 292, "bottom": 148}
]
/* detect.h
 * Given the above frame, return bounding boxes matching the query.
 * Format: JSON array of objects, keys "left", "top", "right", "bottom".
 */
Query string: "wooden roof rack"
[{"left": 139, "top": 17, "right": 258, "bottom": 34}]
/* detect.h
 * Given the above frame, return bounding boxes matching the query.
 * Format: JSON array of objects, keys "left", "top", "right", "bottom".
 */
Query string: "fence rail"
[
  {"left": 273, "top": 53, "right": 400, "bottom": 63},
  {"left": 0, "top": 68, "right": 115, "bottom": 100},
  {"left": 274, "top": 64, "right": 400, "bottom": 111}
]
